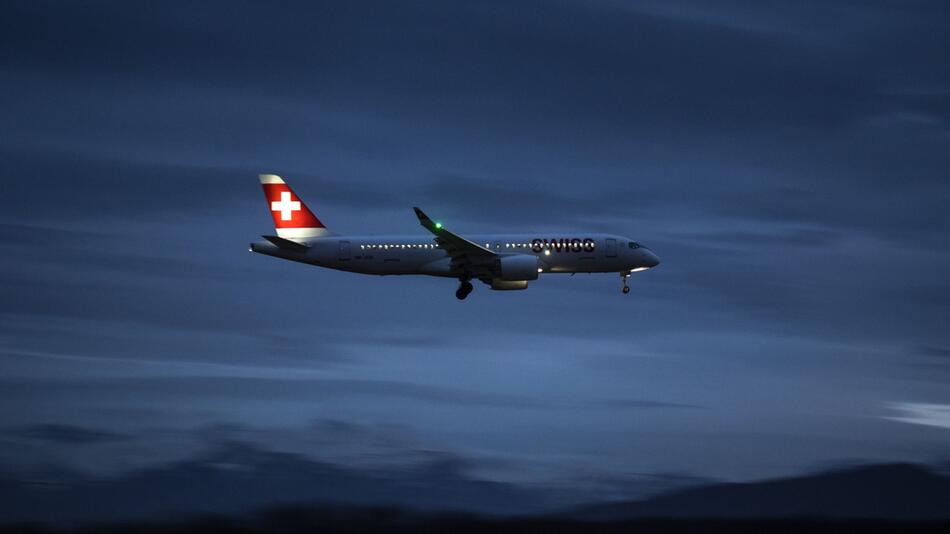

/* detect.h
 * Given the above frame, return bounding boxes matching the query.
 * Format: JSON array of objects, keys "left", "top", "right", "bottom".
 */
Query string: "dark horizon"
[
  {"left": 1, "top": 0, "right": 950, "bottom": 523},
  {"left": 3, "top": 439, "right": 950, "bottom": 525}
]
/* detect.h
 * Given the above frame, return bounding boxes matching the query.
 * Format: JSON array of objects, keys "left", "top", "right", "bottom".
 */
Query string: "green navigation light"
[{"left": 435, "top": 222, "right": 443, "bottom": 229}]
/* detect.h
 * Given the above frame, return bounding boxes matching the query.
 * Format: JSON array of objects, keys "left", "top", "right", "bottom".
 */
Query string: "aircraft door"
[
  {"left": 338, "top": 240, "right": 351, "bottom": 261},
  {"left": 605, "top": 238, "right": 617, "bottom": 258}
]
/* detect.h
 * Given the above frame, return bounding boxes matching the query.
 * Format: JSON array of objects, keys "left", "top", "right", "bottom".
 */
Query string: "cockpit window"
[{"left": 628, "top": 242, "right": 640, "bottom": 249}]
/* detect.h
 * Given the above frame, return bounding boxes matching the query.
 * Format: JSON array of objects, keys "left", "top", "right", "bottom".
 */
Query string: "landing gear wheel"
[
  {"left": 456, "top": 280, "right": 474, "bottom": 300},
  {"left": 622, "top": 285, "right": 630, "bottom": 294},
  {"left": 621, "top": 272, "right": 630, "bottom": 294}
]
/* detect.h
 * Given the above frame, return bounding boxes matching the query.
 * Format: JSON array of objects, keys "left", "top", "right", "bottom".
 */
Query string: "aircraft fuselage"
[
  {"left": 250, "top": 233, "right": 659, "bottom": 277},
  {"left": 249, "top": 174, "right": 659, "bottom": 298}
]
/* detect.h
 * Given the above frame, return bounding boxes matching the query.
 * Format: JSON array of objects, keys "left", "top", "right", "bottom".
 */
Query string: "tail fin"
[{"left": 259, "top": 174, "right": 331, "bottom": 239}]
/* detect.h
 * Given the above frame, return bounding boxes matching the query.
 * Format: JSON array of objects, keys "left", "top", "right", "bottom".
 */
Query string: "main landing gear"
[
  {"left": 456, "top": 280, "right": 474, "bottom": 300},
  {"left": 621, "top": 272, "right": 631, "bottom": 294}
]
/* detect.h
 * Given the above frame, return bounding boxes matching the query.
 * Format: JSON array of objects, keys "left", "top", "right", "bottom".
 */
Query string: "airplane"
[{"left": 249, "top": 174, "right": 660, "bottom": 299}]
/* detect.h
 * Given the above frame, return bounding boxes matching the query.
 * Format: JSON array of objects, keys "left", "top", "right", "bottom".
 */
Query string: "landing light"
[
  {"left": 631, "top": 266, "right": 650, "bottom": 272},
  {"left": 544, "top": 250, "right": 551, "bottom": 256},
  {"left": 537, "top": 268, "right": 543, "bottom": 273}
]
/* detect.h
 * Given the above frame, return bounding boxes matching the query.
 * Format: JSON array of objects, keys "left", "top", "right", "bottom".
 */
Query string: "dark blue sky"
[{"left": 1, "top": 0, "right": 949, "bottom": 497}]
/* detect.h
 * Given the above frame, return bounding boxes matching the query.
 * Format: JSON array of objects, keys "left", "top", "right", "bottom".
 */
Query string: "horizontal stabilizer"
[{"left": 262, "top": 235, "right": 310, "bottom": 252}]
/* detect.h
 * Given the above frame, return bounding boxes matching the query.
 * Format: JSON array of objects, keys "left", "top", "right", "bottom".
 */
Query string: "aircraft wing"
[{"left": 413, "top": 207, "right": 497, "bottom": 277}]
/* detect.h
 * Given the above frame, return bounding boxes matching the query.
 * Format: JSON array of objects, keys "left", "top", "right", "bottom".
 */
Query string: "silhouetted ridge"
[
  {"left": 3, "top": 449, "right": 950, "bottom": 525},
  {"left": 572, "top": 463, "right": 950, "bottom": 520},
  {"left": 0, "top": 441, "right": 549, "bottom": 525}
]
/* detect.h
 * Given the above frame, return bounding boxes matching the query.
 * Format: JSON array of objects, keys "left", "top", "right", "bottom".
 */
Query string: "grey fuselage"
[{"left": 250, "top": 233, "right": 660, "bottom": 277}]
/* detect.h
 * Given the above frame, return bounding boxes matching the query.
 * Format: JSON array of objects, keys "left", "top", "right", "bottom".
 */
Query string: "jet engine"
[
  {"left": 490, "top": 279, "right": 529, "bottom": 290},
  {"left": 496, "top": 254, "right": 540, "bottom": 281}
]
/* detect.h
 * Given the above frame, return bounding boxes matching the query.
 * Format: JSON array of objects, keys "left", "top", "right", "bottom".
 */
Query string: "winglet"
[
  {"left": 412, "top": 207, "right": 494, "bottom": 256},
  {"left": 413, "top": 207, "right": 442, "bottom": 234}
]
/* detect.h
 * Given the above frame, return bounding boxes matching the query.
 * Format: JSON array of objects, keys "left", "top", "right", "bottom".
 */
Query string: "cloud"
[
  {"left": 918, "top": 346, "right": 950, "bottom": 358},
  {"left": 9, "top": 424, "right": 128, "bottom": 444},
  {"left": 0, "top": 223, "right": 236, "bottom": 283},
  {"left": 885, "top": 403, "right": 950, "bottom": 430},
  {"left": 678, "top": 228, "right": 842, "bottom": 249},
  {"left": 0, "top": 150, "right": 254, "bottom": 222},
  {"left": 599, "top": 399, "right": 701, "bottom": 410},
  {"left": 0, "top": 376, "right": 546, "bottom": 408}
]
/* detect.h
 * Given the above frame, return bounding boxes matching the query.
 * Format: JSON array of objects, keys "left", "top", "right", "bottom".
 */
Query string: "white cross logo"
[{"left": 271, "top": 191, "right": 301, "bottom": 221}]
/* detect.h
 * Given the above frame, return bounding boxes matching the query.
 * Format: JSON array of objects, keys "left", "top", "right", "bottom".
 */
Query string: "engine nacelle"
[
  {"left": 490, "top": 279, "right": 529, "bottom": 290},
  {"left": 495, "top": 254, "right": 540, "bottom": 281}
]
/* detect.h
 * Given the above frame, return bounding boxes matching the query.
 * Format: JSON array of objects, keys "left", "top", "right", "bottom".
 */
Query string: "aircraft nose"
[{"left": 644, "top": 250, "right": 660, "bottom": 268}]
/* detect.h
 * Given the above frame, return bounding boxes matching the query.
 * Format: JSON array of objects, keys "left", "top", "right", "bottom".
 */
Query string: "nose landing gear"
[
  {"left": 456, "top": 280, "right": 474, "bottom": 300},
  {"left": 621, "top": 272, "right": 631, "bottom": 294}
]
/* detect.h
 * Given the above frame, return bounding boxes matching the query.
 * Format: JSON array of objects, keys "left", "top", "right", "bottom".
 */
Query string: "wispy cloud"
[
  {"left": 9, "top": 423, "right": 129, "bottom": 444},
  {"left": 885, "top": 402, "right": 950, "bottom": 430},
  {"left": 918, "top": 346, "right": 950, "bottom": 358},
  {"left": 599, "top": 399, "right": 701, "bottom": 410}
]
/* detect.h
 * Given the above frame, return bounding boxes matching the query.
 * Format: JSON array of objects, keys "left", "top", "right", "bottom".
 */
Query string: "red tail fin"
[{"left": 259, "top": 174, "right": 331, "bottom": 239}]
